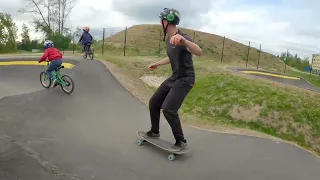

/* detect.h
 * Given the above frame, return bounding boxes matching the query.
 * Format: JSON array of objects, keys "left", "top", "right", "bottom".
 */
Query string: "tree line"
[
  {"left": 0, "top": 0, "right": 78, "bottom": 53},
  {"left": 279, "top": 51, "right": 310, "bottom": 71}
]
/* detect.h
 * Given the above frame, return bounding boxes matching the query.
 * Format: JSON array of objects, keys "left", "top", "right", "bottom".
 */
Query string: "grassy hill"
[{"left": 101, "top": 24, "right": 287, "bottom": 72}]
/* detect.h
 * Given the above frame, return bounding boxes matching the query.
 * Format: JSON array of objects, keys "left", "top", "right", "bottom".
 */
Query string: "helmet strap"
[{"left": 162, "top": 20, "right": 169, "bottom": 42}]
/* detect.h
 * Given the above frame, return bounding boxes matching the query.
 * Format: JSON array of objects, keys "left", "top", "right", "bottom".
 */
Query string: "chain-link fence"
[{"left": 70, "top": 25, "right": 318, "bottom": 77}]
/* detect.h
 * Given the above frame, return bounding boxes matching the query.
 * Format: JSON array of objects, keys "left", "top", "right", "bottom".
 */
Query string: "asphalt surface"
[
  {"left": 227, "top": 67, "right": 320, "bottom": 92},
  {"left": 0, "top": 57, "right": 320, "bottom": 180}
]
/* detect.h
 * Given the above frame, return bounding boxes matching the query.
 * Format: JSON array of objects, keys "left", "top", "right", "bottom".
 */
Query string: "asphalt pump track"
[
  {"left": 0, "top": 57, "right": 319, "bottom": 180},
  {"left": 227, "top": 67, "right": 320, "bottom": 92}
]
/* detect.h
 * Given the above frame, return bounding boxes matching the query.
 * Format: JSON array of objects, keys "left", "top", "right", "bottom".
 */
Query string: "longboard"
[{"left": 136, "top": 130, "right": 190, "bottom": 161}]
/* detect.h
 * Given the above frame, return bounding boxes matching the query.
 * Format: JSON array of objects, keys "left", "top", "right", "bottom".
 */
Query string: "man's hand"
[
  {"left": 171, "top": 34, "right": 203, "bottom": 56},
  {"left": 148, "top": 63, "right": 158, "bottom": 71},
  {"left": 148, "top": 57, "right": 170, "bottom": 71},
  {"left": 170, "top": 34, "right": 186, "bottom": 46}
]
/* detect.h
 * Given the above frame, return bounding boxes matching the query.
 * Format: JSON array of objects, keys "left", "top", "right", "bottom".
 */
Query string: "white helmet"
[
  {"left": 43, "top": 40, "right": 54, "bottom": 49},
  {"left": 83, "top": 26, "right": 90, "bottom": 32}
]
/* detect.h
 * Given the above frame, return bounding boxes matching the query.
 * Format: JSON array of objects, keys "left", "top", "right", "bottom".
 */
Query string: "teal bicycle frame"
[{"left": 45, "top": 61, "right": 68, "bottom": 86}]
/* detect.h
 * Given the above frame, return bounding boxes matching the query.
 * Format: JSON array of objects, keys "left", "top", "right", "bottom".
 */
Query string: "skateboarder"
[{"left": 144, "top": 8, "right": 202, "bottom": 151}]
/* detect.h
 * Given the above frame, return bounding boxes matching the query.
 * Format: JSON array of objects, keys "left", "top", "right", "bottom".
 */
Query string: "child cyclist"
[
  {"left": 78, "top": 26, "right": 93, "bottom": 56},
  {"left": 38, "top": 40, "right": 63, "bottom": 88}
]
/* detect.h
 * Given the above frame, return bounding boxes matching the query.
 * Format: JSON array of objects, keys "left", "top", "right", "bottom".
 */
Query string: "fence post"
[
  {"left": 309, "top": 67, "right": 312, "bottom": 80},
  {"left": 309, "top": 58, "right": 315, "bottom": 80},
  {"left": 192, "top": 31, "right": 195, "bottom": 42},
  {"left": 246, "top": 41, "right": 251, "bottom": 67},
  {"left": 123, "top": 26, "right": 127, "bottom": 56},
  {"left": 158, "top": 30, "right": 161, "bottom": 56},
  {"left": 257, "top": 44, "right": 261, "bottom": 69},
  {"left": 102, "top": 28, "right": 105, "bottom": 55},
  {"left": 221, "top": 36, "right": 225, "bottom": 62},
  {"left": 284, "top": 49, "right": 288, "bottom": 73},
  {"left": 72, "top": 33, "right": 75, "bottom": 54},
  {"left": 284, "top": 64, "right": 287, "bottom": 73}
]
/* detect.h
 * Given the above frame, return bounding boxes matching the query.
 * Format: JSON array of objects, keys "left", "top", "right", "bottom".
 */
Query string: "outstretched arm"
[
  {"left": 154, "top": 56, "right": 170, "bottom": 67},
  {"left": 184, "top": 39, "right": 202, "bottom": 56},
  {"left": 78, "top": 34, "right": 83, "bottom": 42},
  {"left": 39, "top": 50, "right": 49, "bottom": 62}
]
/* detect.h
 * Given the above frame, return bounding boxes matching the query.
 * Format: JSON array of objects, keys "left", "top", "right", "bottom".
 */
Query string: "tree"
[
  {"left": 0, "top": 13, "right": 18, "bottom": 52},
  {"left": 30, "top": 39, "right": 42, "bottom": 50},
  {"left": 19, "top": 0, "right": 77, "bottom": 36},
  {"left": 279, "top": 50, "right": 311, "bottom": 71},
  {"left": 19, "top": 0, "right": 76, "bottom": 50},
  {"left": 73, "top": 27, "right": 83, "bottom": 42},
  {"left": 0, "top": 17, "right": 7, "bottom": 44},
  {"left": 47, "top": 31, "right": 72, "bottom": 51},
  {"left": 58, "top": 0, "right": 75, "bottom": 35},
  {"left": 20, "top": 23, "right": 31, "bottom": 50},
  {"left": 21, "top": 23, "right": 31, "bottom": 44}
]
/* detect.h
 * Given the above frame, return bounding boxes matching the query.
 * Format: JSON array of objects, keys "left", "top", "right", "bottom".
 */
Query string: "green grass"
[
  {"left": 0, "top": 50, "right": 34, "bottom": 55},
  {"left": 182, "top": 74, "right": 320, "bottom": 147},
  {"left": 287, "top": 70, "right": 320, "bottom": 88},
  {"left": 98, "top": 51, "right": 320, "bottom": 155}
]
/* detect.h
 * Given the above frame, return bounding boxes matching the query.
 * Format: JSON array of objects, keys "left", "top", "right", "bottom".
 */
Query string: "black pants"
[{"left": 149, "top": 76, "right": 194, "bottom": 141}]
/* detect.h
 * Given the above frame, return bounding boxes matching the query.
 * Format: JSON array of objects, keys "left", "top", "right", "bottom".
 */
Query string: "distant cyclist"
[
  {"left": 38, "top": 40, "right": 63, "bottom": 88},
  {"left": 78, "top": 26, "right": 93, "bottom": 56}
]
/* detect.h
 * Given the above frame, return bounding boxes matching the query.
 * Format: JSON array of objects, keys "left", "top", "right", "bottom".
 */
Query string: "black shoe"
[
  {"left": 146, "top": 130, "right": 160, "bottom": 138},
  {"left": 169, "top": 139, "right": 187, "bottom": 152}
]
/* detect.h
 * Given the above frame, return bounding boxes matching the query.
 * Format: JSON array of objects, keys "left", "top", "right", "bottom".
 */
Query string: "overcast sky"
[{"left": 1, "top": 0, "right": 319, "bottom": 59}]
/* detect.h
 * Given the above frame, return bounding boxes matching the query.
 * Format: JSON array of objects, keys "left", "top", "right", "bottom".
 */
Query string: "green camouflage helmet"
[{"left": 159, "top": 8, "right": 181, "bottom": 25}]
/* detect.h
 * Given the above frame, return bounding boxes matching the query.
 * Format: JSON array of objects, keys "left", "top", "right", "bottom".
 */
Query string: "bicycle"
[
  {"left": 83, "top": 43, "right": 94, "bottom": 60},
  {"left": 40, "top": 60, "right": 75, "bottom": 94}
]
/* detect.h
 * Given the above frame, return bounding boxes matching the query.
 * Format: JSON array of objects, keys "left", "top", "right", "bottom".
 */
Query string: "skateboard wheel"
[
  {"left": 137, "top": 139, "right": 144, "bottom": 146},
  {"left": 168, "top": 154, "right": 175, "bottom": 161}
]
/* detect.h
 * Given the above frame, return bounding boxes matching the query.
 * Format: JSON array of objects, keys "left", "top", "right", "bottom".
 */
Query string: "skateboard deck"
[{"left": 136, "top": 130, "right": 190, "bottom": 161}]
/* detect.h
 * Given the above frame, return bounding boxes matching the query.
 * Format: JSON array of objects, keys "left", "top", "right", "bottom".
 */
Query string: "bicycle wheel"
[
  {"left": 40, "top": 71, "right": 51, "bottom": 88},
  {"left": 83, "top": 46, "right": 90, "bottom": 59},
  {"left": 83, "top": 52, "right": 87, "bottom": 59},
  {"left": 60, "top": 75, "right": 74, "bottom": 94},
  {"left": 89, "top": 51, "right": 94, "bottom": 60}
]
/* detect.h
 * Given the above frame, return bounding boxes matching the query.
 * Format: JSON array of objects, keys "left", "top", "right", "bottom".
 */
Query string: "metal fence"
[{"left": 71, "top": 25, "right": 318, "bottom": 75}]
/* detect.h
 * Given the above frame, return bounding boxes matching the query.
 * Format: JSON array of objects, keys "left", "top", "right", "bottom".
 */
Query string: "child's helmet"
[
  {"left": 83, "top": 26, "right": 90, "bottom": 32},
  {"left": 43, "top": 40, "right": 54, "bottom": 49}
]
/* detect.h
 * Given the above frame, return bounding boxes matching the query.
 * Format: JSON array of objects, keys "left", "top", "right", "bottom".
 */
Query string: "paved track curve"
[
  {"left": 227, "top": 67, "right": 320, "bottom": 92},
  {"left": 0, "top": 57, "right": 319, "bottom": 180}
]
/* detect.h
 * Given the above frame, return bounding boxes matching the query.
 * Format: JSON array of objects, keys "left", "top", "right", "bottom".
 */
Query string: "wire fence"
[{"left": 70, "top": 25, "right": 319, "bottom": 76}]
